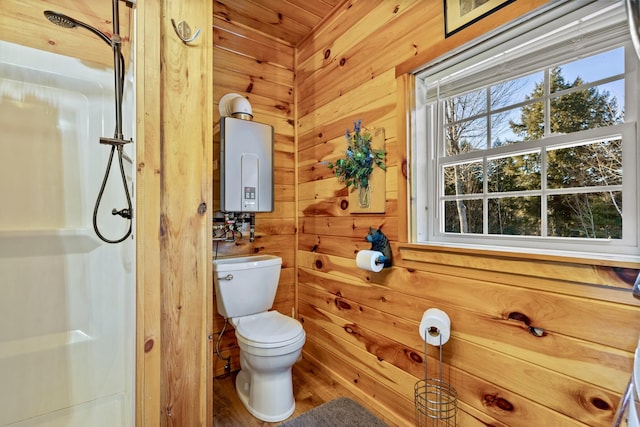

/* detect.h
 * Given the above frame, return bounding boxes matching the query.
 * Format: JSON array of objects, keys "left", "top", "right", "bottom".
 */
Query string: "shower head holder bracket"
[{"left": 100, "top": 136, "right": 133, "bottom": 147}]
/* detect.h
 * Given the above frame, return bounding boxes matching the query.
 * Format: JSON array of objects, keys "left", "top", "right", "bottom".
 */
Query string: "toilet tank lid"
[
  {"left": 212, "top": 254, "right": 281, "bottom": 272},
  {"left": 234, "top": 311, "right": 303, "bottom": 344}
]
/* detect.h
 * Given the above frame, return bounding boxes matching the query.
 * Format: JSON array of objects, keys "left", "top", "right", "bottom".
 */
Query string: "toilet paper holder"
[
  {"left": 364, "top": 227, "right": 392, "bottom": 268},
  {"left": 415, "top": 308, "right": 457, "bottom": 426}
]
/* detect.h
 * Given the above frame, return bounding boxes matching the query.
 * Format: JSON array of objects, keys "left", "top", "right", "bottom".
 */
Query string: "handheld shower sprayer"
[{"left": 44, "top": 1, "right": 134, "bottom": 244}]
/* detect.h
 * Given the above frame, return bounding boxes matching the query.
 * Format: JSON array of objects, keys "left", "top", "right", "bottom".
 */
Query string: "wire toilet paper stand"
[{"left": 414, "top": 326, "right": 457, "bottom": 426}]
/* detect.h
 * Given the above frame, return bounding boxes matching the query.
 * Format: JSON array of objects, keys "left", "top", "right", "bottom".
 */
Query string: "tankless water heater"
[{"left": 214, "top": 117, "right": 274, "bottom": 213}]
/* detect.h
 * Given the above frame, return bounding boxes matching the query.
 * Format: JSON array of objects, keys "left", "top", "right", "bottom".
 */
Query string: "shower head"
[
  {"left": 43, "top": 10, "right": 76, "bottom": 29},
  {"left": 43, "top": 10, "right": 112, "bottom": 47}
]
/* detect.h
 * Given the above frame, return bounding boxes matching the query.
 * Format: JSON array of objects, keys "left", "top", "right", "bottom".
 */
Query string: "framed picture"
[{"left": 444, "top": 0, "right": 514, "bottom": 37}]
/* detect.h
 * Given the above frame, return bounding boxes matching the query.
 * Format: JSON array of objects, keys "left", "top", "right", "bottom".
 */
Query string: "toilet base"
[{"left": 235, "top": 369, "right": 296, "bottom": 422}]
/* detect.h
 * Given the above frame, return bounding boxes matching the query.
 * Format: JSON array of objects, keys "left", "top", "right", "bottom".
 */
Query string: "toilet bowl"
[
  {"left": 232, "top": 311, "right": 305, "bottom": 422},
  {"left": 213, "top": 255, "right": 306, "bottom": 422}
]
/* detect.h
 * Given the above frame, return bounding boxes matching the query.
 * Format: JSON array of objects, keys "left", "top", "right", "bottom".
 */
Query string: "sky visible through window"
[
  {"left": 513, "top": 47, "right": 624, "bottom": 109},
  {"left": 487, "top": 47, "right": 624, "bottom": 146}
]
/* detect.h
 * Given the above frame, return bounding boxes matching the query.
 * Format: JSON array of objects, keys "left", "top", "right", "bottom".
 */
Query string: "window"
[{"left": 412, "top": 2, "right": 640, "bottom": 260}]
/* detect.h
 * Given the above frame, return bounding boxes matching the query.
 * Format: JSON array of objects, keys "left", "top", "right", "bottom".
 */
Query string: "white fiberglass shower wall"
[{"left": 0, "top": 40, "right": 135, "bottom": 426}]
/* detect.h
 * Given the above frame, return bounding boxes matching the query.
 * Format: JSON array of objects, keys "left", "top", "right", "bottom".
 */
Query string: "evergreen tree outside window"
[{"left": 412, "top": 2, "right": 640, "bottom": 259}]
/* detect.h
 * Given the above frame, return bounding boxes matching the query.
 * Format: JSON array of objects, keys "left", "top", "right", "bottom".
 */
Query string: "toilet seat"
[{"left": 232, "top": 311, "right": 304, "bottom": 348}]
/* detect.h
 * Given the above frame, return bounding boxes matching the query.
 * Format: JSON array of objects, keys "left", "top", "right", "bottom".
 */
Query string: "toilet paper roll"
[
  {"left": 356, "top": 250, "right": 384, "bottom": 272},
  {"left": 419, "top": 308, "right": 451, "bottom": 347}
]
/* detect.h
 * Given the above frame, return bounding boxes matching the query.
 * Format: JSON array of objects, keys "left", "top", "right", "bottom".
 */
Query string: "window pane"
[
  {"left": 598, "top": 80, "right": 625, "bottom": 121},
  {"left": 491, "top": 103, "right": 544, "bottom": 145},
  {"left": 553, "top": 48, "right": 624, "bottom": 92},
  {"left": 487, "top": 152, "right": 541, "bottom": 192},
  {"left": 445, "top": 117, "right": 487, "bottom": 154},
  {"left": 507, "top": 101, "right": 546, "bottom": 141},
  {"left": 444, "top": 199, "right": 483, "bottom": 234},
  {"left": 490, "top": 71, "right": 544, "bottom": 109},
  {"left": 547, "top": 138, "right": 622, "bottom": 189},
  {"left": 488, "top": 196, "right": 541, "bottom": 235},
  {"left": 547, "top": 192, "right": 622, "bottom": 238},
  {"left": 550, "top": 83, "right": 623, "bottom": 134},
  {"left": 445, "top": 88, "right": 486, "bottom": 122},
  {"left": 443, "top": 162, "right": 483, "bottom": 195}
]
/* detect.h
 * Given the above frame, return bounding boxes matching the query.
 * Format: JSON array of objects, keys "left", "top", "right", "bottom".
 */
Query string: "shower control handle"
[
  {"left": 219, "top": 274, "right": 233, "bottom": 281},
  {"left": 112, "top": 208, "right": 132, "bottom": 219}
]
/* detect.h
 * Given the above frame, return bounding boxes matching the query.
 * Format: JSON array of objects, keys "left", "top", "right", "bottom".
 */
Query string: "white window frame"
[{"left": 410, "top": 0, "right": 640, "bottom": 261}]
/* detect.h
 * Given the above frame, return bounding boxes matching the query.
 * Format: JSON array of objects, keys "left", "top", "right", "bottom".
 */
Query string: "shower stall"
[{"left": 0, "top": 36, "right": 135, "bottom": 426}]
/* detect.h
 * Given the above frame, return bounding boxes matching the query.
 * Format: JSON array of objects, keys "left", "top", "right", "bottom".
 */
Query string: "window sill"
[{"left": 398, "top": 241, "right": 640, "bottom": 268}]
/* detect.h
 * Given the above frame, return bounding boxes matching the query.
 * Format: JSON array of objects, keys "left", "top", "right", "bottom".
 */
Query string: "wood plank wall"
[
  {"left": 137, "top": 1, "right": 213, "bottom": 425},
  {"left": 212, "top": 5, "right": 297, "bottom": 377},
  {"left": 296, "top": 1, "right": 640, "bottom": 426}
]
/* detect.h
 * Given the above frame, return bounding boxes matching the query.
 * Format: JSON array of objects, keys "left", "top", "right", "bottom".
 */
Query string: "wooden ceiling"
[
  {"left": 213, "top": 0, "right": 344, "bottom": 46},
  {"left": 1, "top": 0, "right": 342, "bottom": 66}
]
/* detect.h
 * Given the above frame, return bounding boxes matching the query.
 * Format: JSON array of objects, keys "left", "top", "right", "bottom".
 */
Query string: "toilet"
[{"left": 213, "top": 254, "right": 305, "bottom": 422}]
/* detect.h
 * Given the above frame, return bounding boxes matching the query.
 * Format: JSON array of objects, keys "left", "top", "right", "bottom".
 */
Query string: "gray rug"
[{"left": 279, "top": 397, "right": 389, "bottom": 427}]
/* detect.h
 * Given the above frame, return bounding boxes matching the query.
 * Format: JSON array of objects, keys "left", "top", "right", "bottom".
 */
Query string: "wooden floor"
[{"left": 213, "top": 356, "right": 361, "bottom": 426}]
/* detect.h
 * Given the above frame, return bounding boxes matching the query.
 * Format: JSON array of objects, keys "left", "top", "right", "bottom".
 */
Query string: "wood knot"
[
  {"left": 483, "top": 394, "right": 514, "bottom": 412},
  {"left": 144, "top": 338, "right": 154, "bottom": 353},
  {"left": 339, "top": 58, "right": 346, "bottom": 66},
  {"left": 340, "top": 200, "right": 349, "bottom": 210},
  {"left": 508, "top": 312, "right": 531, "bottom": 324},
  {"left": 197, "top": 202, "right": 207, "bottom": 215},
  {"left": 508, "top": 311, "right": 545, "bottom": 337},
  {"left": 324, "top": 49, "right": 331, "bottom": 59},
  {"left": 335, "top": 299, "right": 351, "bottom": 310},
  {"left": 315, "top": 259, "right": 323, "bottom": 269},
  {"left": 591, "top": 397, "right": 610, "bottom": 411},
  {"left": 408, "top": 351, "right": 423, "bottom": 364}
]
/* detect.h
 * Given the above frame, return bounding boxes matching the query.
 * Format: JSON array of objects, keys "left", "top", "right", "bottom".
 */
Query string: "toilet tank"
[{"left": 213, "top": 255, "right": 282, "bottom": 319}]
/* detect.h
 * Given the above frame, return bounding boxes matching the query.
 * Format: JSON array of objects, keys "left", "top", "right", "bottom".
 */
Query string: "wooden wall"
[
  {"left": 1, "top": 1, "right": 214, "bottom": 425},
  {"left": 212, "top": 4, "right": 297, "bottom": 376},
  {"left": 296, "top": 1, "right": 640, "bottom": 426},
  {"left": 136, "top": 1, "right": 213, "bottom": 425}
]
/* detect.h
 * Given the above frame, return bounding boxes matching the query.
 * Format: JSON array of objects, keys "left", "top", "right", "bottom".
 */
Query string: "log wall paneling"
[
  {"left": 135, "top": 1, "right": 162, "bottom": 424},
  {"left": 296, "top": 0, "right": 640, "bottom": 426},
  {"left": 137, "top": 1, "right": 213, "bottom": 425},
  {"left": 213, "top": 5, "right": 298, "bottom": 377}
]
